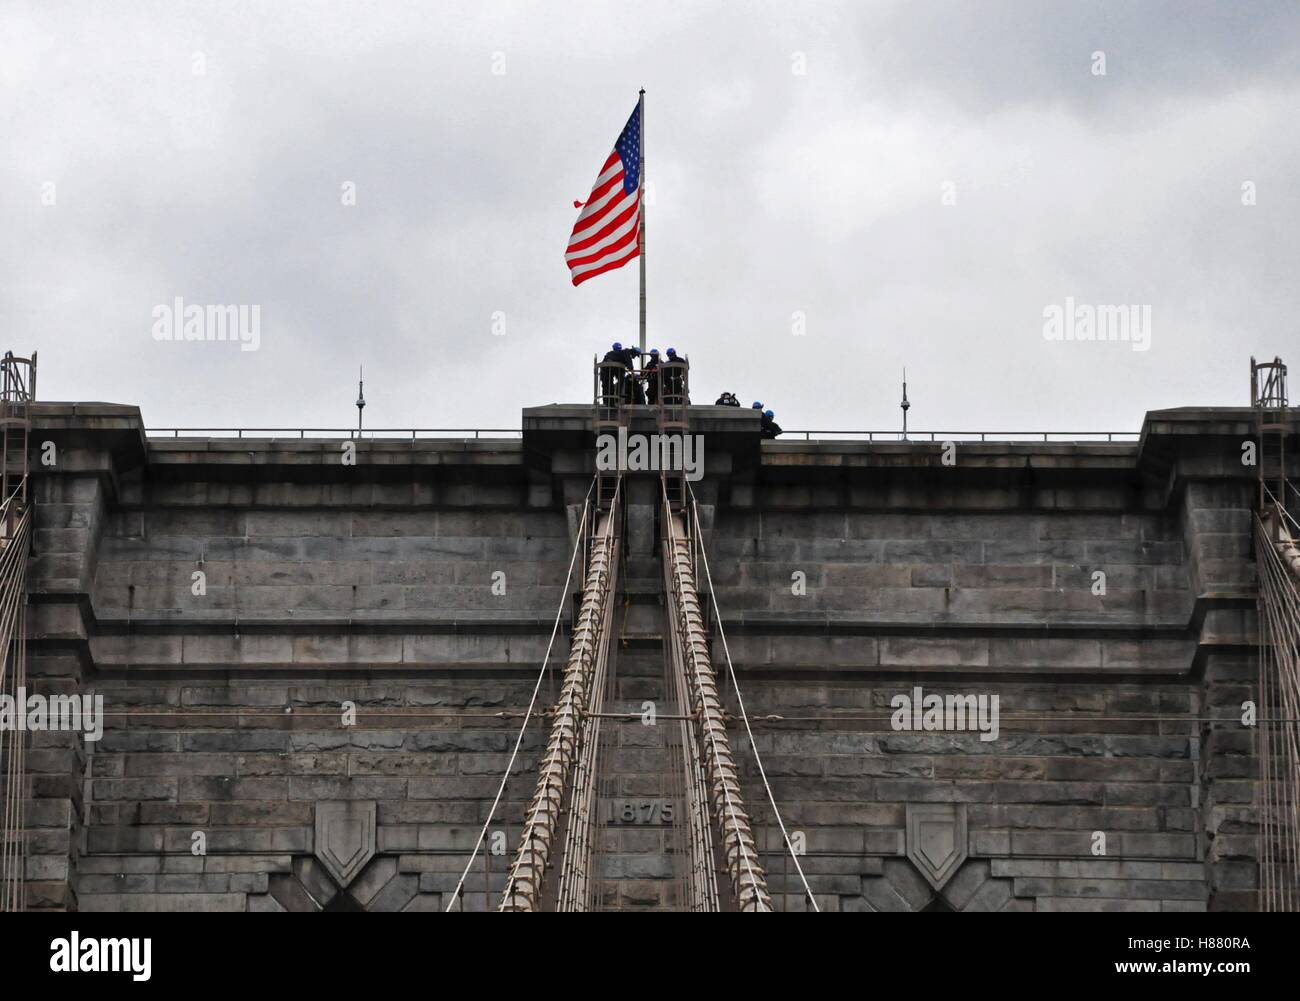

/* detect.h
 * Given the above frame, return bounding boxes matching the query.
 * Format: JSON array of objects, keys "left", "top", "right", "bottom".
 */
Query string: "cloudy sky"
[{"left": 3, "top": 1, "right": 1298, "bottom": 434}]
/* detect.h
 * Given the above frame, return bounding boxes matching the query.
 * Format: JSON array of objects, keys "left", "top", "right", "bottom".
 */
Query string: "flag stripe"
[
  {"left": 566, "top": 191, "right": 639, "bottom": 256},
  {"left": 571, "top": 173, "right": 629, "bottom": 234},
  {"left": 570, "top": 238, "right": 639, "bottom": 281},
  {"left": 569, "top": 216, "right": 640, "bottom": 270},
  {"left": 576, "top": 155, "right": 622, "bottom": 203},
  {"left": 566, "top": 191, "right": 639, "bottom": 258},
  {"left": 566, "top": 228, "right": 638, "bottom": 273},
  {"left": 566, "top": 219, "right": 639, "bottom": 270},
  {"left": 571, "top": 242, "right": 641, "bottom": 286},
  {"left": 568, "top": 214, "right": 640, "bottom": 273}
]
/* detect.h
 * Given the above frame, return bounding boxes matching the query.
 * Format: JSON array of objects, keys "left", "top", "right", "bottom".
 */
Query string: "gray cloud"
[{"left": 2, "top": 0, "right": 1296, "bottom": 434}]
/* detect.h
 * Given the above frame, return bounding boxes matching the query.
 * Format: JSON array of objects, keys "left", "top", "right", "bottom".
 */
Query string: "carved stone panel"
[
  {"left": 905, "top": 803, "right": 967, "bottom": 891},
  {"left": 314, "top": 801, "right": 377, "bottom": 889}
]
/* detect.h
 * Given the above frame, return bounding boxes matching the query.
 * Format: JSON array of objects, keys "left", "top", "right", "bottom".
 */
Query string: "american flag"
[{"left": 566, "top": 101, "right": 642, "bottom": 287}]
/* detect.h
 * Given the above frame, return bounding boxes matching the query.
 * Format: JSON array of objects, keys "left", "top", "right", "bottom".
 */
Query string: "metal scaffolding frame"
[
  {"left": 1255, "top": 497, "right": 1300, "bottom": 911},
  {"left": 1252, "top": 355, "right": 1300, "bottom": 910},
  {"left": 0, "top": 351, "right": 35, "bottom": 912}
]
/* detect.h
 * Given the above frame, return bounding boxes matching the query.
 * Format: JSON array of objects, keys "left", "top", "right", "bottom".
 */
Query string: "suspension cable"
[
  {"left": 687, "top": 484, "right": 821, "bottom": 911},
  {"left": 499, "top": 475, "right": 622, "bottom": 910},
  {"left": 661, "top": 483, "right": 769, "bottom": 910},
  {"left": 1255, "top": 489, "right": 1300, "bottom": 910}
]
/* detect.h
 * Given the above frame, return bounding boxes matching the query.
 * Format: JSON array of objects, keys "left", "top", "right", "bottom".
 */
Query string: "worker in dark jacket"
[
  {"left": 661, "top": 347, "right": 685, "bottom": 402},
  {"left": 600, "top": 342, "right": 629, "bottom": 404},
  {"left": 760, "top": 409, "right": 783, "bottom": 439},
  {"left": 714, "top": 391, "right": 739, "bottom": 406},
  {"left": 644, "top": 348, "right": 660, "bottom": 405}
]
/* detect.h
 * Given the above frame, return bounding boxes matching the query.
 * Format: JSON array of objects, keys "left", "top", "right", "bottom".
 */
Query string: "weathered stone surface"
[{"left": 18, "top": 403, "right": 1291, "bottom": 911}]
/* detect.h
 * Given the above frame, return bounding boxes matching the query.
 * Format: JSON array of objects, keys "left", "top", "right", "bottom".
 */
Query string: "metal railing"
[
  {"left": 143, "top": 425, "right": 1139, "bottom": 443},
  {"left": 146, "top": 427, "right": 523, "bottom": 440},
  {"left": 782, "top": 430, "right": 1139, "bottom": 443}
]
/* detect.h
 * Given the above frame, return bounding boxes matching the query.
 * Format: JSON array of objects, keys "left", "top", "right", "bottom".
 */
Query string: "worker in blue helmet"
[
  {"left": 760, "top": 409, "right": 783, "bottom": 439},
  {"left": 600, "top": 341, "right": 630, "bottom": 404},
  {"left": 661, "top": 347, "right": 685, "bottom": 402},
  {"left": 751, "top": 401, "right": 763, "bottom": 410}
]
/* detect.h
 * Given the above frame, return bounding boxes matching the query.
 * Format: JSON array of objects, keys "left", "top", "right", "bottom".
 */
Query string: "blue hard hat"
[
  {"left": 764, "top": 410, "right": 774, "bottom": 418},
  {"left": 612, "top": 342, "right": 622, "bottom": 351},
  {"left": 649, "top": 348, "right": 659, "bottom": 356},
  {"left": 751, "top": 401, "right": 763, "bottom": 409},
  {"left": 666, "top": 347, "right": 677, "bottom": 356}
]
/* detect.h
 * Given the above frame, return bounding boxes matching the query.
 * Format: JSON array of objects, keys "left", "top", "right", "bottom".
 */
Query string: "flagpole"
[{"left": 638, "top": 87, "right": 646, "bottom": 355}]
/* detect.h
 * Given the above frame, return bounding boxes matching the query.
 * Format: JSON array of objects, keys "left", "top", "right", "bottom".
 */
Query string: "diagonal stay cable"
[{"left": 444, "top": 479, "right": 594, "bottom": 911}]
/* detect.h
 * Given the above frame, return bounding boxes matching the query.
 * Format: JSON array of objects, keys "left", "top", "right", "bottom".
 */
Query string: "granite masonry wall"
[{"left": 18, "top": 403, "right": 1289, "bottom": 911}]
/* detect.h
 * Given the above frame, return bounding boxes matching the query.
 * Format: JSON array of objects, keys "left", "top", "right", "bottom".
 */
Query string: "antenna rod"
[
  {"left": 356, "top": 365, "right": 366, "bottom": 438},
  {"left": 900, "top": 367, "right": 910, "bottom": 441}
]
